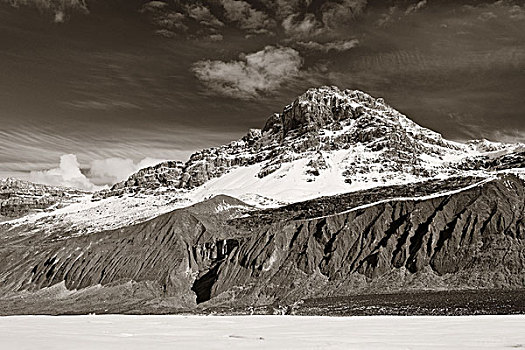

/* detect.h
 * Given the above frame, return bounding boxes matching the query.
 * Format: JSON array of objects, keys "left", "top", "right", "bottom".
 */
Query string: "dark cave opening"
[{"left": 191, "top": 263, "right": 221, "bottom": 304}]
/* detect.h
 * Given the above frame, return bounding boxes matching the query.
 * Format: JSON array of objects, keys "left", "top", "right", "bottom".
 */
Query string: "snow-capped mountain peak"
[
  {"left": 94, "top": 86, "right": 497, "bottom": 202},
  {"left": 2, "top": 86, "right": 523, "bottom": 234}
]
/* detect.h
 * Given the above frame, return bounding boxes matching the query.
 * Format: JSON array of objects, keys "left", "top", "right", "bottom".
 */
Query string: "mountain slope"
[
  {"left": 0, "top": 174, "right": 523, "bottom": 314},
  {"left": 0, "top": 86, "right": 524, "bottom": 314},
  {"left": 2, "top": 86, "right": 522, "bottom": 235},
  {"left": 0, "top": 178, "right": 86, "bottom": 220},
  {"left": 95, "top": 86, "right": 515, "bottom": 203}
]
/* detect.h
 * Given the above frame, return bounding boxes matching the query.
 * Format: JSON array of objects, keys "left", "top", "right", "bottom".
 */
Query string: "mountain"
[
  {"left": 0, "top": 174, "right": 524, "bottom": 314},
  {"left": 93, "top": 86, "right": 520, "bottom": 205},
  {"left": 3, "top": 86, "right": 522, "bottom": 235},
  {"left": 0, "top": 178, "right": 86, "bottom": 220},
  {"left": 0, "top": 86, "right": 524, "bottom": 315}
]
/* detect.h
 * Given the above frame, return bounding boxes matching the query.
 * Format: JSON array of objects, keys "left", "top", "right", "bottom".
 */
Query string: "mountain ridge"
[
  {"left": 0, "top": 86, "right": 524, "bottom": 314},
  {"left": 1, "top": 86, "right": 523, "bottom": 234},
  {"left": 0, "top": 173, "right": 523, "bottom": 314},
  {"left": 93, "top": 85, "right": 521, "bottom": 203}
]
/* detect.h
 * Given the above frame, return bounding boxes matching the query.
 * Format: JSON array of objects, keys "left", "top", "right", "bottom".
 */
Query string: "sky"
[{"left": 0, "top": 0, "right": 524, "bottom": 190}]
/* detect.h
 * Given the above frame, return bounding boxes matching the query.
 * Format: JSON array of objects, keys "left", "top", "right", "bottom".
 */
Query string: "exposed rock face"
[
  {"left": 456, "top": 149, "right": 525, "bottom": 172},
  {"left": 94, "top": 161, "right": 185, "bottom": 199},
  {"left": 95, "top": 86, "right": 506, "bottom": 200},
  {"left": 3, "top": 86, "right": 523, "bottom": 237},
  {"left": 1, "top": 175, "right": 523, "bottom": 313},
  {"left": 272, "top": 88, "right": 368, "bottom": 135},
  {"left": 1, "top": 86, "right": 524, "bottom": 314},
  {"left": 0, "top": 178, "right": 85, "bottom": 219}
]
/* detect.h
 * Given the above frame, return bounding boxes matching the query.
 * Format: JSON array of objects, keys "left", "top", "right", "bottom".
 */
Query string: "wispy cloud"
[
  {"left": 489, "top": 130, "right": 525, "bottom": 144},
  {"left": 281, "top": 13, "right": 324, "bottom": 38},
  {"left": 377, "top": 0, "right": 428, "bottom": 27},
  {"left": 296, "top": 39, "right": 359, "bottom": 52},
  {"left": 185, "top": 4, "right": 224, "bottom": 29},
  {"left": 140, "top": 2, "right": 188, "bottom": 38},
  {"left": 63, "top": 99, "right": 142, "bottom": 111},
  {"left": 405, "top": 0, "right": 428, "bottom": 15},
  {"left": 464, "top": 0, "right": 525, "bottom": 22}
]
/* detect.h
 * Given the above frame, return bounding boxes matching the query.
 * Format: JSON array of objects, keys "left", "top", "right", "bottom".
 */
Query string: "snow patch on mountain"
[{"left": 1, "top": 86, "right": 523, "bottom": 235}]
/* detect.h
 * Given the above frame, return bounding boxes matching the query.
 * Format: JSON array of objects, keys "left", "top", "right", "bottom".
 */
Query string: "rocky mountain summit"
[
  {"left": 2, "top": 86, "right": 523, "bottom": 236},
  {"left": 94, "top": 86, "right": 519, "bottom": 204}
]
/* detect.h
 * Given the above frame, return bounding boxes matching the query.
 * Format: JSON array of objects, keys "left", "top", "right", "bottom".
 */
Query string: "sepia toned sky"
[{"left": 1, "top": 0, "right": 524, "bottom": 189}]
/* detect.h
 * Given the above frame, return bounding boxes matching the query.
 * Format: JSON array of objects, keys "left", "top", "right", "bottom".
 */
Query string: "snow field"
[{"left": 0, "top": 315, "right": 524, "bottom": 350}]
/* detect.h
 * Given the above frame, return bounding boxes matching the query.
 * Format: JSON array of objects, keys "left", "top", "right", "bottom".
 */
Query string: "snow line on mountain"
[{"left": 306, "top": 176, "right": 497, "bottom": 221}]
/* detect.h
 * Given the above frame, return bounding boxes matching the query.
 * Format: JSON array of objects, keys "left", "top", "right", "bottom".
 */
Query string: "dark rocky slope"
[
  {"left": 0, "top": 174, "right": 524, "bottom": 314},
  {"left": 204, "top": 174, "right": 525, "bottom": 307}
]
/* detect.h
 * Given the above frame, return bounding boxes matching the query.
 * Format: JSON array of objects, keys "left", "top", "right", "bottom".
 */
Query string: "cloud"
[
  {"left": 141, "top": 2, "right": 188, "bottom": 36},
  {"left": 297, "top": 39, "right": 359, "bottom": 52},
  {"left": 350, "top": 47, "right": 525, "bottom": 75},
  {"left": 259, "top": 0, "right": 302, "bottom": 19},
  {"left": 478, "top": 11, "right": 498, "bottom": 21},
  {"left": 207, "top": 33, "right": 224, "bottom": 41},
  {"left": 489, "top": 130, "right": 525, "bottom": 144},
  {"left": 5, "top": 0, "right": 89, "bottom": 22},
  {"left": 138, "top": 0, "right": 370, "bottom": 40},
  {"left": 28, "top": 154, "right": 164, "bottom": 191},
  {"left": 192, "top": 46, "right": 303, "bottom": 99},
  {"left": 376, "top": 6, "right": 397, "bottom": 27},
  {"left": 87, "top": 157, "right": 162, "bottom": 186},
  {"left": 282, "top": 13, "right": 323, "bottom": 38},
  {"left": 185, "top": 4, "right": 224, "bottom": 29},
  {"left": 509, "top": 5, "right": 525, "bottom": 20},
  {"left": 29, "top": 154, "right": 97, "bottom": 191},
  {"left": 54, "top": 10, "right": 65, "bottom": 23},
  {"left": 278, "top": 0, "right": 367, "bottom": 38},
  {"left": 405, "top": 0, "right": 427, "bottom": 15},
  {"left": 464, "top": 1, "right": 525, "bottom": 22},
  {"left": 321, "top": 0, "right": 368, "bottom": 29},
  {"left": 377, "top": 1, "right": 428, "bottom": 27},
  {"left": 64, "top": 99, "right": 142, "bottom": 111},
  {"left": 220, "top": 0, "right": 276, "bottom": 34}
]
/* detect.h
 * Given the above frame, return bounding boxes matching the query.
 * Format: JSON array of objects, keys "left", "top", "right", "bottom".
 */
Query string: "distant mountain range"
[{"left": 0, "top": 86, "right": 524, "bottom": 315}]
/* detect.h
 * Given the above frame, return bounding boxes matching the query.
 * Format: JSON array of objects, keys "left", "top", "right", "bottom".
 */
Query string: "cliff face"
[
  {"left": 210, "top": 174, "right": 525, "bottom": 305},
  {"left": 4, "top": 86, "right": 522, "bottom": 236},
  {"left": 0, "top": 178, "right": 86, "bottom": 219},
  {"left": 93, "top": 86, "right": 492, "bottom": 201},
  {"left": 1, "top": 174, "right": 523, "bottom": 313}
]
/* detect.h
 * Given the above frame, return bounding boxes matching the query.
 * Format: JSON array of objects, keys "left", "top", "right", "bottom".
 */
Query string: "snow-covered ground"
[{"left": 0, "top": 315, "right": 524, "bottom": 350}]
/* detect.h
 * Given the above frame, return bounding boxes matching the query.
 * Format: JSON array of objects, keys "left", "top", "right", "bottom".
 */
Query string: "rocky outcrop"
[
  {"left": 0, "top": 178, "right": 85, "bottom": 219},
  {"left": 456, "top": 149, "right": 525, "bottom": 172},
  {"left": 4, "top": 86, "right": 522, "bottom": 238},
  {"left": 276, "top": 88, "right": 369, "bottom": 135},
  {"left": 1, "top": 174, "right": 523, "bottom": 313},
  {"left": 1, "top": 86, "right": 523, "bottom": 314},
  {"left": 95, "top": 86, "right": 497, "bottom": 200}
]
